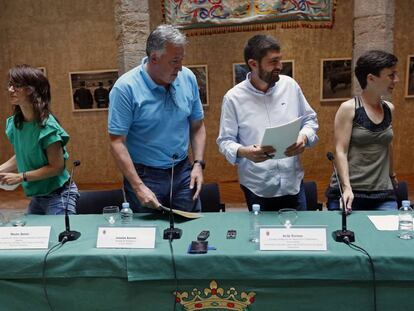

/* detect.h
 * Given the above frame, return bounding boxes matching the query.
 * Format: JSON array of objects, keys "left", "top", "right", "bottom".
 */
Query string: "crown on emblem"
[{"left": 174, "top": 280, "right": 256, "bottom": 311}]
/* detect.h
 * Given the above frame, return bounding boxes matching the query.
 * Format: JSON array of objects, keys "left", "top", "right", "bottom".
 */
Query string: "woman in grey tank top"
[{"left": 326, "top": 50, "right": 399, "bottom": 212}]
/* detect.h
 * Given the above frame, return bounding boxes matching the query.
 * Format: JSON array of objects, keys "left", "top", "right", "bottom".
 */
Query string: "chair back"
[
  {"left": 200, "top": 183, "right": 225, "bottom": 212},
  {"left": 395, "top": 181, "right": 409, "bottom": 208},
  {"left": 303, "top": 181, "right": 323, "bottom": 211},
  {"left": 76, "top": 189, "right": 124, "bottom": 214}
]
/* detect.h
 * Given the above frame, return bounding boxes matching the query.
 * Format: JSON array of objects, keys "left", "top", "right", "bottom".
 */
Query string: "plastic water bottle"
[
  {"left": 120, "top": 202, "right": 133, "bottom": 225},
  {"left": 249, "top": 204, "right": 261, "bottom": 243},
  {"left": 398, "top": 200, "right": 413, "bottom": 240}
]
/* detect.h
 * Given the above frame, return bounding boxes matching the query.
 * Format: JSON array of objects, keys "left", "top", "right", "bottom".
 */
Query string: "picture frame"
[
  {"left": 232, "top": 60, "right": 295, "bottom": 86},
  {"left": 69, "top": 70, "right": 118, "bottom": 112},
  {"left": 320, "top": 58, "right": 352, "bottom": 102},
  {"left": 405, "top": 55, "right": 414, "bottom": 98},
  {"left": 187, "top": 65, "right": 209, "bottom": 107}
]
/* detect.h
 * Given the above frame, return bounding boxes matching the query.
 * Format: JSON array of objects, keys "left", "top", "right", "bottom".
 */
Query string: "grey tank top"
[{"left": 328, "top": 96, "right": 394, "bottom": 198}]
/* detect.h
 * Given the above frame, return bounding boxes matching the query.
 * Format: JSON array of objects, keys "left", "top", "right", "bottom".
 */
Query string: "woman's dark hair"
[
  {"left": 8, "top": 64, "right": 51, "bottom": 128},
  {"left": 355, "top": 50, "right": 398, "bottom": 89},
  {"left": 244, "top": 35, "right": 281, "bottom": 70}
]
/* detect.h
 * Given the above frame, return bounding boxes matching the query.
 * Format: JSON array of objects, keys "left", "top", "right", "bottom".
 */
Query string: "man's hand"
[
  {"left": 284, "top": 134, "right": 307, "bottom": 157},
  {"left": 238, "top": 145, "right": 276, "bottom": 163},
  {"left": 135, "top": 183, "right": 161, "bottom": 210},
  {"left": 190, "top": 164, "right": 203, "bottom": 200},
  {"left": 0, "top": 173, "right": 23, "bottom": 185}
]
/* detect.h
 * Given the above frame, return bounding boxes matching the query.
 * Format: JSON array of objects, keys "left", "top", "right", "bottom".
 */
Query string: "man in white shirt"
[{"left": 217, "top": 35, "right": 319, "bottom": 211}]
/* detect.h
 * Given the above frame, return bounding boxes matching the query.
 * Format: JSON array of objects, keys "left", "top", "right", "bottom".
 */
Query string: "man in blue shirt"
[{"left": 108, "top": 25, "right": 206, "bottom": 213}]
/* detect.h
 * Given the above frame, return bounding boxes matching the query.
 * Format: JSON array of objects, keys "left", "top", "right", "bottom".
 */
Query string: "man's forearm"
[
  {"left": 110, "top": 141, "right": 144, "bottom": 191},
  {"left": 191, "top": 122, "right": 206, "bottom": 161}
]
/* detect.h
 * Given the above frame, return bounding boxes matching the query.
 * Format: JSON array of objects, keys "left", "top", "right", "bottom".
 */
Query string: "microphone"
[
  {"left": 58, "top": 160, "right": 81, "bottom": 243},
  {"left": 163, "top": 154, "right": 182, "bottom": 240},
  {"left": 327, "top": 152, "right": 355, "bottom": 243}
]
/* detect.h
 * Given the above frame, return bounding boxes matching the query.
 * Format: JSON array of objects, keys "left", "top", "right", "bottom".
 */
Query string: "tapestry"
[{"left": 162, "top": 0, "right": 337, "bottom": 35}]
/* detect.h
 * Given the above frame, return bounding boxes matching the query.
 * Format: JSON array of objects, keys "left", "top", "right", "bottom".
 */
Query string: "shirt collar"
[
  {"left": 245, "top": 72, "right": 278, "bottom": 95},
  {"left": 139, "top": 57, "right": 180, "bottom": 92}
]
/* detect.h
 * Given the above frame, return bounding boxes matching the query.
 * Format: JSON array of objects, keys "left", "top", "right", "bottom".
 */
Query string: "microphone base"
[
  {"left": 58, "top": 230, "right": 81, "bottom": 243},
  {"left": 163, "top": 227, "right": 182, "bottom": 240},
  {"left": 332, "top": 229, "right": 355, "bottom": 243}
]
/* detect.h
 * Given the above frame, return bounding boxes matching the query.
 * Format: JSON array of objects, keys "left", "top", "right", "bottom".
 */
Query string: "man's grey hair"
[{"left": 146, "top": 24, "right": 187, "bottom": 58}]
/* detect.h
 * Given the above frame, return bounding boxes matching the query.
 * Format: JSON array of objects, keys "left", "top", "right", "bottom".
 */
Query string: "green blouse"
[{"left": 6, "top": 114, "right": 70, "bottom": 197}]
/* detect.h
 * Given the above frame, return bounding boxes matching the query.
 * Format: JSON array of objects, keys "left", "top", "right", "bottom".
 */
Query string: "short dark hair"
[
  {"left": 244, "top": 35, "right": 281, "bottom": 70},
  {"left": 355, "top": 50, "right": 398, "bottom": 89},
  {"left": 8, "top": 64, "right": 51, "bottom": 129}
]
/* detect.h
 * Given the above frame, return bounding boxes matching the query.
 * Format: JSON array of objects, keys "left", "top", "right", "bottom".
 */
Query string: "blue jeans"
[
  {"left": 124, "top": 158, "right": 201, "bottom": 213},
  {"left": 327, "top": 197, "right": 398, "bottom": 211},
  {"left": 28, "top": 182, "right": 79, "bottom": 215},
  {"left": 241, "top": 181, "right": 307, "bottom": 211}
]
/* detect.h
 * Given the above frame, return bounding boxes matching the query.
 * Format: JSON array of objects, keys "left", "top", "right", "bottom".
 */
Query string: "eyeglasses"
[{"left": 6, "top": 83, "right": 25, "bottom": 92}]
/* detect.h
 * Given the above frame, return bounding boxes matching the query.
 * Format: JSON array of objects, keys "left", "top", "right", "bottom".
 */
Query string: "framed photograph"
[
  {"left": 187, "top": 65, "right": 209, "bottom": 107},
  {"left": 232, "top": 60, "right": 295, "bottom": 86},
  {"left": 69, "top": 70, "right": 118, "bottom": 112},
  {"left": 37, "top": 67, "right": 47, "bottom": 76},
  {"left": 320, "top": 58, "right": 352, "bottom": 102},
  {"left": 405, "top": 55, "right": 414, "bottom": 98}
]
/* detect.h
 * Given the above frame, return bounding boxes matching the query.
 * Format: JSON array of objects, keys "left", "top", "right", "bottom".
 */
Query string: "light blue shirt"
[
  {"left": 217, "top": 74, "right": 319, "bottom": 197},
  {"left": 108, "top": 57, "right": 204, "bottom": 168}
]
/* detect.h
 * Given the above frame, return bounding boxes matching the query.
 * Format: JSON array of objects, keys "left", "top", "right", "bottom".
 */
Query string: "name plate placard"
[
  {"left": 260, "top": 227, "right": 327, "bottom": 251},
  {"left": 0, "top": 226, "right": 51, "bottom": 249},
  {"left": 96, "top": 227, "right": 156, "bottom": 249}
]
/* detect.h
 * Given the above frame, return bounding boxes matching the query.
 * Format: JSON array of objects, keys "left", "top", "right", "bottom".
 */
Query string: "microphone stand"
[
  {"left": 163, "top": 155, "right": 182, "bottom": 240},
  {"left": 327, "top": 152, "right": 355, "bottom": 243},
  {"left": 58, "top": 160, "right": 81, "bottom": 243}
]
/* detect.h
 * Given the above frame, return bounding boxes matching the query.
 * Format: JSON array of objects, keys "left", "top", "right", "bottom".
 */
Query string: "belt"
[{"left": 134, "top": 157, "right": 189, "bottom": 171}]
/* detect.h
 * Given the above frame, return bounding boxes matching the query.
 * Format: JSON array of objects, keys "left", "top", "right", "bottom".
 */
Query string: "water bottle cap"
[
  {"left": 122, "top": 202, "right": 130, "bottom": 208},
  {"left": 252, "top": 204, "right": 260, "bottom": 212},
  {"left": 402, "top": 200, "right": 411, "bottom": 207}
]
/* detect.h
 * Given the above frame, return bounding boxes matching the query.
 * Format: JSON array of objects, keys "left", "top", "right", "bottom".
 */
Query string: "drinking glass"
[
  {"left": 278, "top": 208, "right": 298, "bottom": 228},
  {"left": 103, "top": 206, "right": 119, "bottom": 225},
  {"left": 9, "top": 211, "right": 26, "bottom": 226},
  {"left": 0, "top": 212, "right": 7, "bottom": 226}
]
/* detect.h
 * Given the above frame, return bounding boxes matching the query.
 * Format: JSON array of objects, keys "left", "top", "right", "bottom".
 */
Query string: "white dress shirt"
[{"left": 217, "top": 74, "right": 319, "bottom": 197}]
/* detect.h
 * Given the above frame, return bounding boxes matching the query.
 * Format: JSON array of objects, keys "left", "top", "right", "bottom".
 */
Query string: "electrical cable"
[
  {"left": 42, "top": 239, "right": 66, "bottom": 311},
  {"left": 344, "top": 238, "right": 377, "bottom": 311}
]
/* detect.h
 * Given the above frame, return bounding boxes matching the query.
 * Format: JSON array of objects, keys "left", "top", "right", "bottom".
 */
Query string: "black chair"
[
  {"left": 395, "top": 181, "right": 409, "bottom": 208},
  {"left": 200, "top": 183, "right": 225, "bottom": 212},
  {"left": 303, "top": 181, "right": 323, "bottom": 211},
  {"left": 76, "top": 189, "right": 124, "bottom": 214}
]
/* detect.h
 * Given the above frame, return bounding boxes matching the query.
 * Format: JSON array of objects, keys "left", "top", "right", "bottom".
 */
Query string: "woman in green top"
[{"left": 0, "top": 65, "right": 79, "bottom": 214}]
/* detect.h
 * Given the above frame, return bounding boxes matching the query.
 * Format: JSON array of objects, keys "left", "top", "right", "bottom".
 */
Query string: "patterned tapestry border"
[{"left": 162, "top": 0, "right": 337, "bottom": 36}]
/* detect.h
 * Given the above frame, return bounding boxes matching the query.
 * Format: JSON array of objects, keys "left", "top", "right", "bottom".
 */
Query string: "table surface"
[{"left": 1, "top": 211, "right": 413, "bottom": 283}]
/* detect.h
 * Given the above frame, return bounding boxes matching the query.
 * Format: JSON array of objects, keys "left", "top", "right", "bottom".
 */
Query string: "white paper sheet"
[
  {"left": 0, "top": 183, "right": 20, "bottom": 191},
  {"left": 368, "top": 215, "right": 399, "bottom": 231},
  {"left": 260, "top": 116, "right": 303, "bottom": 159}
]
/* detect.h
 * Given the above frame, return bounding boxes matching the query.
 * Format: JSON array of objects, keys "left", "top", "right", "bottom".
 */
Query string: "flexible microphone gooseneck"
[
  {"left": 327, "top": 152, "right": 355, "bottom": 243},
  {"left": 163, "top": 154, "right": 182, "bottom": 240},
  {"left": 58, "top": 160, "right": 81, "bottom": 243}
]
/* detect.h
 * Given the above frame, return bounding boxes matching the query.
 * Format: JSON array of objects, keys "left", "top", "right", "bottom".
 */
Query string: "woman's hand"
[{"left": 0, "top": 172, "right": 23, "bottom": 185}]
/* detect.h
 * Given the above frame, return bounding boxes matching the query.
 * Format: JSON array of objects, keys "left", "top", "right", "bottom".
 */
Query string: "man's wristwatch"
[{"left": 193, "top": 160, "right": 206, "bottom": 170}]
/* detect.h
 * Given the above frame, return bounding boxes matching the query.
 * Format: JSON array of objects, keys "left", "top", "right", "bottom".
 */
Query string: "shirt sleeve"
[
  {"left": 297, "top": 86, "right": 319, "bottom": 147},
  {"left": 39, "top": 119, "right": 69, "bottom": 150},
  {"left": 108, "top": 85, "right": 134, "bottom": 136},
  {"left": 216, "top": 95, "right": 242, "bottom": 165},
  {"left": 188, "top": 70, "right": 204, "bottom": 121}
]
